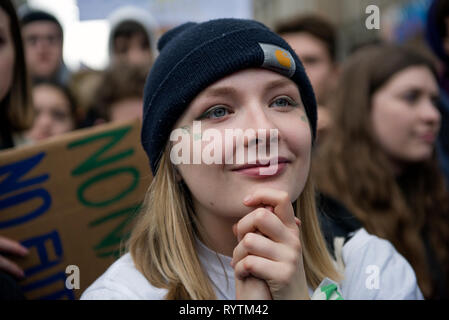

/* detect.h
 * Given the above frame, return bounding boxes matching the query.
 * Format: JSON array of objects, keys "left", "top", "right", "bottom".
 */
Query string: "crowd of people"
[{"left": 0, "top": 0, "right": 448, "bottom": 300}]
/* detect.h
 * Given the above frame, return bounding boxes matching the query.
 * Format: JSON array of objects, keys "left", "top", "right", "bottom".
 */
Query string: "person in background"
[
  {"left": 68, "top": 69, "right": 103, "bottom": 126},
  {"left": 425, "top": 0, "right": 449, "bottom": 185},
  {"left": 107, "top": 6, "right": 158, "bottom": 68},
  {"left": 83, "top": 64, "right": 147, "bottom": 126},
  {"left": 26, "top": 80, "right": 79, "bottom": 142},
  {"left": 20, "top": 9, "right": 70, "bottom": 85},
  {"left": 275, "top": 14, "right": 338, "bottom": 141},
  {"left": 314, "top": 44, "right": 449, "bottom": 299},
  {"left": 0, "top": 0, "right": 33, "bottom": 300},
  {"left": 0, "top": 1, "right": 33, "bottom": 149}
]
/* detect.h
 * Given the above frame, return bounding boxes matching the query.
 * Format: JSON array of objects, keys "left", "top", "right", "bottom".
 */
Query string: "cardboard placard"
[{"left": 0, "top": 120, "right": 152, "bottom": 299}]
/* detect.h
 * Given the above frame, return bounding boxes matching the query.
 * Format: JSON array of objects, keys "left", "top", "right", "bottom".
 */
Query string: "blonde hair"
[{"left": 128, "top": 144, "right": 342, "bottom": 299}]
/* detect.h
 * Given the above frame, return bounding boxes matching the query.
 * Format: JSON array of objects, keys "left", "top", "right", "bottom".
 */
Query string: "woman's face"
[
  {"left": 371, "top": 66, "right": 441, "bottom": 166},
  {"left": 27, "top": 84, "right": 75, "bottom": 141},
  {"left": 113, "top": 32, "right": 152, "bottom": 67},
  {"left": 0, "top": 8, "right": 15, "bottom": 102},
  {"left": 172, "top": 68, "right": 312, "bottom": 221}
]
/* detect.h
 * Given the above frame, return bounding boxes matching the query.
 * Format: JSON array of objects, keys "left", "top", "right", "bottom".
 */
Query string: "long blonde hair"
[{"left": 128, "top": 144, "right": 342, "bottom": 299}]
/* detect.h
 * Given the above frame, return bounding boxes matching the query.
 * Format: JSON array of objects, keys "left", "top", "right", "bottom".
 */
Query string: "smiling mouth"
[
  {"left": 419, "top": 133, "right": 436, "bottom": 144},
  {"left": 231, "top": 158, "right": 290, "bottom": 177}
]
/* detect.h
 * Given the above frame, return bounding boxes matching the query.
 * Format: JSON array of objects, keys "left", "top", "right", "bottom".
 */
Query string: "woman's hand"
[
  {"left": 234, "top": 275, "right": 272, "bottom": 300},
  {"left": 231, "top": 188, "right": 309, "bottom": 300},
  {"left": 0, "top": 236, "right": 28, "bottom": 279},
  {"left": 232, "top": 224, "right": 272, "bottom": 300}
]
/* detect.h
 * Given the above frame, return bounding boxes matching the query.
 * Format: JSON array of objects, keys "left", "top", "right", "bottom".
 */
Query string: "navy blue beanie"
[{"left": 142, "top": 18, "right": 317, "bottom": 175}]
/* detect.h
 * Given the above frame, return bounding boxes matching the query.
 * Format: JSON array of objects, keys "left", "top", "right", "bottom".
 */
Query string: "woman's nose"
[
  {"left": 243, "top": 105, "right": 280, "bottom": 149},
  {"left": 420, "top": 98, "right": 441, "bottom": 127},
  {"left": 36, "top": 113, "right": 54, "bottom": 130}
]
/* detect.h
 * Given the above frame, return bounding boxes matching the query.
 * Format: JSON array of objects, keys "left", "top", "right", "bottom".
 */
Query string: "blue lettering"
[
  {"left": 0, "top": 152, "right": 48, "bottom": 195},
  {"left": 0, "top": 189, "right": 51, "bottom": 229},
  {"left": 21, "top": 271, "right": 75, "bottom": 300},
  {"left": 0, "top": 153, "right": 51, "bottom": 229},
  {"left": 21, "top": 230, "right": 63, "bottom": 277}
]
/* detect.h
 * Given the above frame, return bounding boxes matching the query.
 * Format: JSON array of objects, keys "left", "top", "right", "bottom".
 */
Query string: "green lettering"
[
  {"left": 69, "top": 126, "right": 134, "bottom": 176},
  {"left": 89, "top": 204, "right": 140, "bottom": 258},
  {"left": 78, "top": 167, "right": 139, "bottom": 207}
]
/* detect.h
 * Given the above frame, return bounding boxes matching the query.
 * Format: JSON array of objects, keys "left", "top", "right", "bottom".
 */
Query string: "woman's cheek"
[{"left": 285, "top": 122, "right": 312, "bottom": 156}]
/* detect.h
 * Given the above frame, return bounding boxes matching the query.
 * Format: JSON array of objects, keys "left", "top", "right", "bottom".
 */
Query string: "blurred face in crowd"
[
  {"left": 0, "top": 8, "right": 14, "bottom": 102},
  {"left": 27, "top": 84, "right": 75, "bottom": 141},
  {"left": 109, "top": 97, "right": 143, "bottom": 122},
  {"left": 371, "top": 66, "right": 441, "bottom": 167},
  {"left": 113, "top": 32, "right": 152, "bottom": 66},
  {"left": 22, "top": 21, "right": 63, "bottom": 79},
  {"left": 281, "top": 32, "right": 336, "bottom": 142},
  {"left": 281, "top": 32, "right": 336, "bottom": 105}
]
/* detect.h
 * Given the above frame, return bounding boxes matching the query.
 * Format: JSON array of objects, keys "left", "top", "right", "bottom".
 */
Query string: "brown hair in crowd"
[
  {"left": 112, "top": 20, "right": 150, "bottom": 52},
  {"left": 313, "top": 44, "right": 449, "bottom": 299},
  {"left": 88, "top": 64, "right": 147, "bottom": 122},
  {"left": 0, "top": 0, "right": 33, "bottom": 148},
  {"left": 275, "top": 14, "right": 337, "bottom": 62}
]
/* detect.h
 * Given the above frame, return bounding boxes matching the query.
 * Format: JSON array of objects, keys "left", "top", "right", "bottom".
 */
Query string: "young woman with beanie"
[{"left": 82, "top": 19, "right": 421, "bottom": 300}]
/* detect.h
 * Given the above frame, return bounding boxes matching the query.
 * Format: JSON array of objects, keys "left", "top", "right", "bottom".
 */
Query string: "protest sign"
[{"left": 0, "top": 120, "right": 151, "bottom": 299}]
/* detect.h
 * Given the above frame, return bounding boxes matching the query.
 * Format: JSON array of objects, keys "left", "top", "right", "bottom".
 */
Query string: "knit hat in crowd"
[{"left": 142, "top": 18, "right": 317, "bottom": 175}]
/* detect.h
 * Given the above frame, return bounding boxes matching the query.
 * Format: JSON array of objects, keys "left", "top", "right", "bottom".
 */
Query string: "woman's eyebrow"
[
  {"left": 204, "top": 79, "right": 295, "bottom": 96},
  {"left": 263, "top": 78, "right": 296, "bottom": 92},
  {"left": 397, "top": 85, "right": 439, "bottom": 95},
  {"left": 201, "top": 86, "right": 238, "bottom": 98}
]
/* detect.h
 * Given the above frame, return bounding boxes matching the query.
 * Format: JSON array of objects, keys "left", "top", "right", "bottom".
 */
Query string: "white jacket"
[{"left": 81, "top": 228, "right": 422, "bottom": 300}]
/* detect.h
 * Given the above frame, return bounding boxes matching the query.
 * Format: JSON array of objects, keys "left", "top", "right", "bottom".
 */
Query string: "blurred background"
[
  {"left": 11, "top": 0, "right": 431, "bottom": 70},
  {"left": 3, "top": 0, "right": 449, "bottom": 301}
]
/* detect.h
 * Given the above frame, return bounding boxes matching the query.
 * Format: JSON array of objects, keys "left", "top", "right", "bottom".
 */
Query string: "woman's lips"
[
  {"left": 419, "top": 132, "right": 436, "bottom": 144},
  {"left": 232, "top": 159, "right": 289, "bottom": 177}
]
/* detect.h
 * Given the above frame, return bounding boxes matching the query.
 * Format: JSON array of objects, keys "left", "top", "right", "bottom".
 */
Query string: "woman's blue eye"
[
  {"left": 199, "top": 106, "right": 229, "bottom": 119},
  {"left": 271, "top": 97, "right": 298, "bottom": 108}
]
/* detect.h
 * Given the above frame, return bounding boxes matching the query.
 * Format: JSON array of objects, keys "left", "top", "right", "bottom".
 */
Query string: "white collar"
[
  {"left": 195, "top": 237, "right": 235, "bottom": 299},
  {"left": 194, "top": 237, "right": 317, "bottom": 299}
]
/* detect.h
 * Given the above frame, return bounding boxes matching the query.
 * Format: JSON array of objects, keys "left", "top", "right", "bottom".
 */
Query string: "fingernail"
[{"left": 243, "top": 195, "right": 252, "bottom": 203}]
